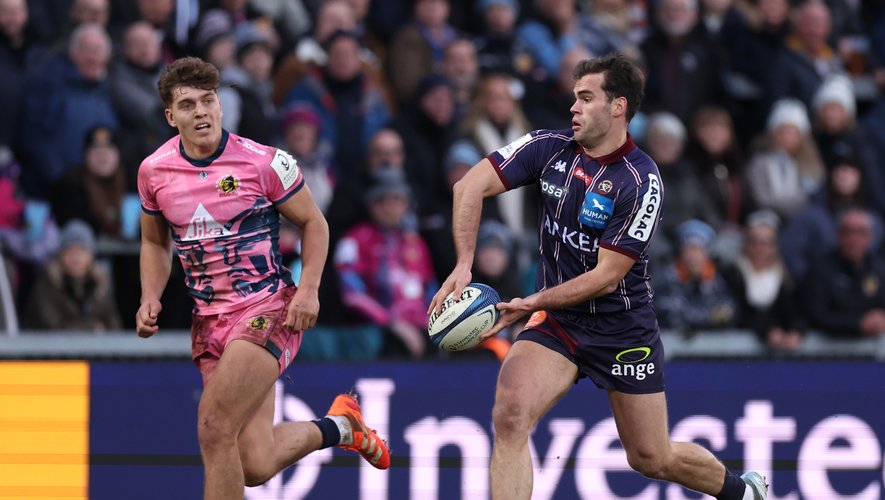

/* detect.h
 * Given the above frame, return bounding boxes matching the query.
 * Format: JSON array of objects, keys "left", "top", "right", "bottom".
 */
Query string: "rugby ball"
[{"left": 428, "top": 283, "right": 501, "bottom": 351}]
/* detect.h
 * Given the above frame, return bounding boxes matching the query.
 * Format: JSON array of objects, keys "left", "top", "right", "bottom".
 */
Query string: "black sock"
[
  {"left": 312, "top": 417, "right": 341, "bottom": 449},
  {"left": 716, "top": 468, "right": 747, "bottom": 500}
]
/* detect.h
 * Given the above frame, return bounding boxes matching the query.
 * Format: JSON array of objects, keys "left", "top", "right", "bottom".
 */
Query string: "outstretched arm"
[{"left": 136, "top": 211, "right": 172, "bottom": 338}]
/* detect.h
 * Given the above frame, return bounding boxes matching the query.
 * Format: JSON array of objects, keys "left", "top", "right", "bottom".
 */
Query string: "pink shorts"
[{"left": 191, "top": 286, "right": 303, "bottom": 385}]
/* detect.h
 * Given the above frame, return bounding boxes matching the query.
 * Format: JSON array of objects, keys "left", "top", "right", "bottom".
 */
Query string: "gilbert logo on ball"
[{"left": 428, "top": 283, "right": 501, "bottom": 351}]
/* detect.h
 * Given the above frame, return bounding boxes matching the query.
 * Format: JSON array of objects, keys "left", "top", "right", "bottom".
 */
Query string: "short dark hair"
[
  {"left": 573, "top": 53, "right": 645, "bottom": 122},
  {"left": 157, "top": 57, "right": 220, "bottom": 107}
]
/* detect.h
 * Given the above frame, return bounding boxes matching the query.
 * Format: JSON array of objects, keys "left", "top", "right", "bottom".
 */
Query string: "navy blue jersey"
[{"left": 487, "top": 129, "right": 664, "bottom": 314}]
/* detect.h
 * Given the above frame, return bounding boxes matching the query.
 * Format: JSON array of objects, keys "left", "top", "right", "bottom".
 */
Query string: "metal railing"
[{"left": 0, "top": 243, "right": 19, "bottom": 336}]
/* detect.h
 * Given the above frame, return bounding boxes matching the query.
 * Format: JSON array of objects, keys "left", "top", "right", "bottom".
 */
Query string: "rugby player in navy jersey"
[{"left": 429, "top": 53, "right": 768, "bottom": 500}]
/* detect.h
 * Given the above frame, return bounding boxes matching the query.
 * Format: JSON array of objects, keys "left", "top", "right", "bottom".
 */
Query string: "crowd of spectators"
[{"left": 2, "top": 0, "right": 885, "bottom": 360}]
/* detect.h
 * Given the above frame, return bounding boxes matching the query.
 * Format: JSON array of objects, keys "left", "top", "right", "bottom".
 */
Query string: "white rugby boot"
[{"left": 740, "top": 471, "right": 768, "bottom": 500}]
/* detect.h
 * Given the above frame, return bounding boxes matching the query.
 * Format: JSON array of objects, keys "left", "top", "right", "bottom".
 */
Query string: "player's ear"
[
  {"left": 612, "top": 96, "right": 627, "bottom": 118},
  {"left": 164, "top": 108, "right": 176, "bottom": 128}
]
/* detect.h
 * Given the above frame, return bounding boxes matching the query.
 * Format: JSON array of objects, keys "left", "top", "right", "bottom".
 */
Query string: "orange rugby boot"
[{"left": 326, "top": 392, "right": 391, "bottom": 469}]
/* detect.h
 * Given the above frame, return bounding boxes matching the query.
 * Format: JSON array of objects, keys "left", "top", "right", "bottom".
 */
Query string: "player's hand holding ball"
[{"left": 427, "top": 282, "right": 501, "bottom": 351}]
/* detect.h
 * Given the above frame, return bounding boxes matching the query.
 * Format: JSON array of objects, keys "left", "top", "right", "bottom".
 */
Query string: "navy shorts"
[{"left": 515, "top": 305, "right": 665, "bottom": 394}]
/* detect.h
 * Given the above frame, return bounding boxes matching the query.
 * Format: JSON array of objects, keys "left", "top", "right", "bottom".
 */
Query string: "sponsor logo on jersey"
[
  {"left": 540, "top": 179, "right": 568, "bottom": 199},
  {"left": 149, "top": 148, "right": 176, "bottom": 164},
  {"left": 573, "top": 168, "right": 592, "bottom": 186},
  {"left": 495, "top": 133, "right": 532, "bottom": 160},
  {"left": 627, "top": 173, "right": 662, "bottom": 242},
  {"left": 525, "top": 310, "right": 547, "bottom": 328},
  {"left": 183, "top": 203, "right": 232, "bottom": 241},
  {"left": 543, "top": 215, "right": 599, "bottom": 253},
  {"left": 271, "top": 150, "right": 300, "bottom": 190},
  {"left": 579, "top": 193, "right": 614, "bottom": 229},
  {"left": 610, "top": 346, "right": 655, "bottom": 380},
  {"left": 241, "top": 140, "right": 267, "bottom": 156},
  {"left": 597, "top": 179, "right": 613, "bottom": 194},
  {"left": 552, "top": 160, "right": 567, "bottom": 173},
  {"left": 198, "top": 171, "right": 208, "bottom": 181},
  {"left": 217, "top": 174, "right": 240, "bottom": 195}
]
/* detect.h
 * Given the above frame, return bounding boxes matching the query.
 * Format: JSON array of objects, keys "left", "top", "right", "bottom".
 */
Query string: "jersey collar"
[
  {"left": 577, "top": 133, "right": 636, "bottom": 165},
  {"left": 179, "top": 129, "right": 230, "bottom": 167}
]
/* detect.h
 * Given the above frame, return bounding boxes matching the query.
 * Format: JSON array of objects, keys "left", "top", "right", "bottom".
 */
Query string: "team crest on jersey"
[
  {"left": 249, "top": 316, "right": 268, "bottom": 330},
  {"left": 217, "top": 174, "right": 240, "bottom": 195},
  {"left": 598, "top": 179, "right": 613, "bottom": 194}
]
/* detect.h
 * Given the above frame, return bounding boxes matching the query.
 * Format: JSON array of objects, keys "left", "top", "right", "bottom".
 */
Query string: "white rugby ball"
[{"left": 428, "top": 283, "right": 501, "bottom": 351}]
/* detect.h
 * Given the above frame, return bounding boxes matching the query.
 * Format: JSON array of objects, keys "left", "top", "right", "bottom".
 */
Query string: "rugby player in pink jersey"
[{"left": 135, "top": 57, "right": 389, "bottom": 500}]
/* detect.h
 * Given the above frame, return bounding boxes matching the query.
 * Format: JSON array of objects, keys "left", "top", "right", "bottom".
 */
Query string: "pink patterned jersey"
[{"left": 137, "top": 130, "right": 303, "bottom": 315}]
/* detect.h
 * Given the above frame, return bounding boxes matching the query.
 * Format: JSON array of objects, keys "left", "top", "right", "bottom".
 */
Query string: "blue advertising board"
[{"left": 88, "top": 360, "right": 885, "bottom": 499}]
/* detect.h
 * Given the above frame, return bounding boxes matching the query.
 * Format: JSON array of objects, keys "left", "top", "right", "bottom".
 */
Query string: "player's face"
[
  {"left": 165, "top": 86, "right": 223, "bottom": 156},
  {"left": 570, "top": 73, "right": 618, "bottom": 149}
]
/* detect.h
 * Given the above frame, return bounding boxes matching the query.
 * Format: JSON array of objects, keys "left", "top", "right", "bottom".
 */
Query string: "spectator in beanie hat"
[
  {"left": 280, "top": 102, "right": 335, "bottom": 213},
  {"left": 654, "top": 219, "right": 737, "bottom": 331},
  {"left": 24, "top": 219, "right": 122, "bottom": 331}
]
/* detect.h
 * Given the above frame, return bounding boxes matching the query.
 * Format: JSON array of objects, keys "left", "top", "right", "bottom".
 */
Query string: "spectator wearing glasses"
[{"left": 803, "top": 207, "right": 885, "bottom": 339}]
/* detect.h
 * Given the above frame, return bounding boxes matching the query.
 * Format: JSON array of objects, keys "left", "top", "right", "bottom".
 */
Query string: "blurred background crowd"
[{"left": 2, "top": 0, "right": 885, "bottom": 361}]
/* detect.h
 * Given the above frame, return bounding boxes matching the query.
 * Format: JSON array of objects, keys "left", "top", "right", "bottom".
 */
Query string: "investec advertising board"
[{"left": 10, "top": 360, "right": 885, "bottom": 499}]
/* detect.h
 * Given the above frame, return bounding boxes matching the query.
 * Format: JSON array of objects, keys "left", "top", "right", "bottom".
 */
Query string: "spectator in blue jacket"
[
  {"left": 515, "top": 0, "right": 579, "bottom": 82},
  {"left": 284, "top": 30, "right": 392, "bottom": 175},
  {"left": 0, "top": 0, "right": 48, "bottom": 149},
  {"left": 19, "top": 23, "right": 118, "bottom": 199}
]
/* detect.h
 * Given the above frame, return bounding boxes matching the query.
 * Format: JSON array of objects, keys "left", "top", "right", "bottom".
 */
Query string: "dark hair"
[
  {"left": 157, "top": 57, "right": 220, "bottom": 107},
  {"left": 573, "top": 53, "right": 645, "bottom": 122}
]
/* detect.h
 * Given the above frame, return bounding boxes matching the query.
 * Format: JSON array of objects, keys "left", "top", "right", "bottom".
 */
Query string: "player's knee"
[
  {"left": 491, "top": 399, "right": 533, "bottom": 438},
  {"left": 197, "top": 409, "right": 237, "bottom": 451},
  {"left": 625, "top": 450, "right": 670, "bottom": 480},
  {"left": 243, "top": 463, "right": 275, "bottom": 487}
]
